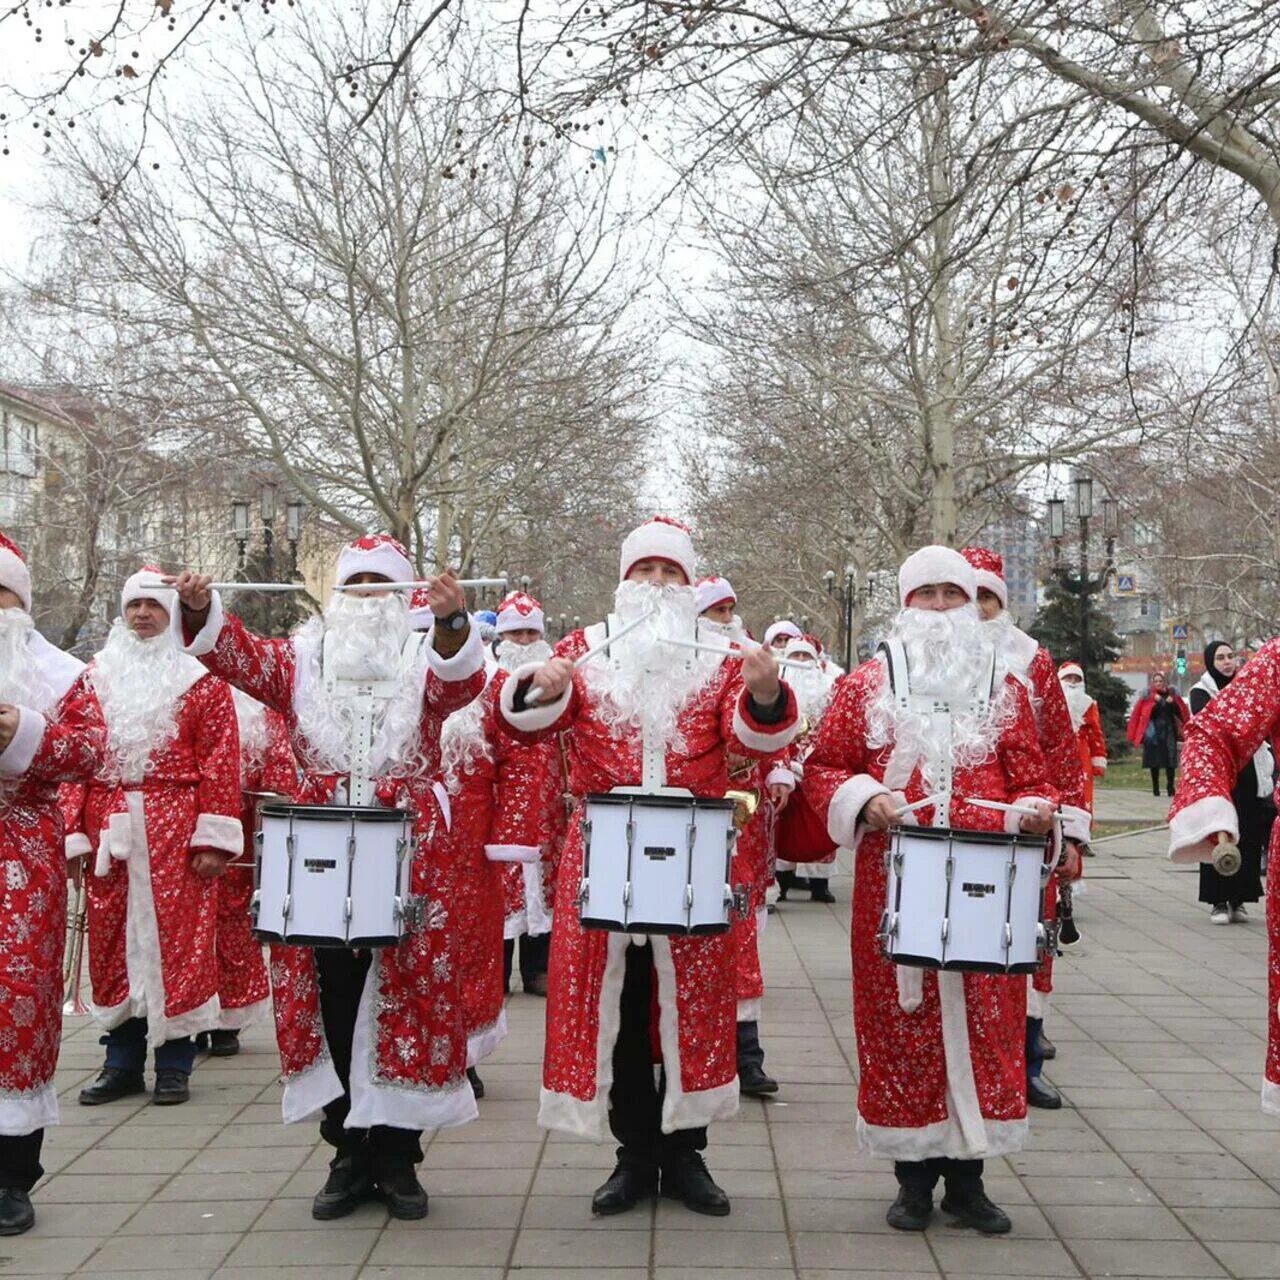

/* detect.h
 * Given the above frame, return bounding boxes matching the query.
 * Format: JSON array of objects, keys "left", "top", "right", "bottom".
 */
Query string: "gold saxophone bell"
[{"left": 726, "top": 788, "right": 760, "bottom": 830}]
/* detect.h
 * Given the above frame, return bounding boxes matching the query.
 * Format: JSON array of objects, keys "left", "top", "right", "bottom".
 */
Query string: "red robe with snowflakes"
[
  {"left": 439, "top": 670, "right": 558, "bottom": 1066},
  {"left": 803, "top": 659, "right": 1056, "bottom": 1160},
  {"left": 500, "top": 732, "right": 564, "bottom": 945},
  {"left": 217, "top": 702, "right": 298, "bottom": 1030},
  {"left": 498, "top": 630, "right": 800, "bottom": 1139},
  {"left": 67, "top": 672, "right": 244, "bottom": 1047},
  {"left": 1001, "top": 630, "right": 1089, "bottom": 1020},
  {"left": 1168, "top": 637, "right": 1280, "bottom": 1115},
  {"left": 0, "top": 685, "right": 103, "bottom": 1135},
  {"left": 1073, "top": 700, "right": 1108, "bottom": 813},
  {"left": 176, "top": 599, "right": 486, "bottom": 1131}
]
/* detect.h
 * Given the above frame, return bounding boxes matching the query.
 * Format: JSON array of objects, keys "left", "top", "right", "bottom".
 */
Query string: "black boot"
[
  {"left": 1027, "top": 1075, "right": 1062, "bottom": 1109},
  {"left": 591, "top": 1152, "right": 657, "bottom": 1216},
  {"left": 467, "top": 1066, "right": 485, "bottom": 1100},
  {"left": 661, "top": 1150, "right": 730, "bottom": 1216},
  {"left": 809, "top": 878, "right": 836, "bottom": 904},
  {"left": 312, "top": 1153, "right": 374, "bottom": 1220},
  {"left": 1036, "top": 1028, "right": 1057, "bottom": 1061},
  {"left": 209, "top": 1030, "right": 240, "bottom": 1057},
  {"left": 941, "top": 1179, "right": 1012, "bottom": 1234},
  {"left": 776, "top": 870, "right": 796, "bottom": 902},
  {"left": 376, "top": 1166, "right": 429, "bottom": 1220},
  {"left": 736, "top": 1021, "right": 778, "bottom": 1097},
  {"left": 153, "top": 1069, "right": 191, "bottom": 1106},
  {"left": 0, "top": 1189, "right": 34, "bottom": 1236},
  {"left": 78, "top": 1066, "right": 146, "bottom": 1106},
  {"left": 886, "top": 1185, "right": 932, "bottom": 1231}
]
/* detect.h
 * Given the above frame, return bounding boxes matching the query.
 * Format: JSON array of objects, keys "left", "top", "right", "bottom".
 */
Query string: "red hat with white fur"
[
  {"left": 959, "top": 546, "right": 1008, "bottom": 609},
  {"left": 619, "top": 516, "right": 696, "bottom": 586},
  {"left": 496, "top": 590, "right": 545, "bottom": 635},
  {"left": 0, "top": 531, "right": 32, "bottom": 612},
  {"left": 694, "top": 575, "right": 736, "bottom": 615},
  {"left": 335, "top": 533, "right": 413, "bottom": 588},
  {"left": 120, "top": 565, "right": 170, "bottom": 613},
  {"left": 764, "top": 620, "right": 802, "bottom": 647},
  {"left": 898, "top": 545, "right": 977, "bottom": 606},
  {"left": 1059, "top": 661, "right": 1084, "bottom": 681}
]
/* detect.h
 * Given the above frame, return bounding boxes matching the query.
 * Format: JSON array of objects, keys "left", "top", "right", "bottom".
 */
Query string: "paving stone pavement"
[{"left": 6, "top": 834, "right": 1278, "bottom": 1279}]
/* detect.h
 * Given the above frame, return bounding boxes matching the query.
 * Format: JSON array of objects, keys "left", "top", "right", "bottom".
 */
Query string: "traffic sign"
[
  {"left": 1172, "top": 623, "right": 1188, "bottom": 640},
  {"left": 1116, "top": 574, "right": 1136, "bottom": 594}
]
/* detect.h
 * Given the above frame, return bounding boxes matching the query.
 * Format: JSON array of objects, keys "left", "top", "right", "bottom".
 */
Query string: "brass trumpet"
[
  {"left": 63, "top": 863, "right": 88, "bottom": 1015},
  {"left": 726, "top": 788, "right": 761, "bottom": 830}
]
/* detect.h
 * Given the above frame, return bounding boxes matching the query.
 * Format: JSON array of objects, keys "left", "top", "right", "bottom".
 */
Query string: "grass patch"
[
  {"left": 1092, "top": 818, "right": 1165, "bottom": 839},
  {"left": 1097, "top": 755, "right": 1167, "bottom": 791}
]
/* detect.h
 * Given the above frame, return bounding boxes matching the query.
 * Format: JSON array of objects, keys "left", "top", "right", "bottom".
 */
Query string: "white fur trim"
[
  {"left": 191, "top": 812, "right": 243, "bottom": 855},
  {"left": 1167, "top": 794, "right": 1238, "bottom": 864},
  {"left": 523, "top": 860, "right": 552, "bottom": 937},
  {"left": 1002, "top": 796, "right": 1053, "bottom": 836},
  {"left": 857, "top": 1113, "right": 1029, "bottom": 1161},
  {"left": 898, "top": 546, "right": 977, "bottom": 605},
  {"left": 695, "top": 576, "right": 736, "bottom": 614},
  {"left": 496, "top": 594, "right": 546, "bottom": 635},
  {"left": 281, "top": 1055, "right": 343, "bottom": 1125},
  {"left": 652, "top": 935, "right": 740, "bottom": 1133},
  {"left": 937, "top": 969, "right": 992, "bottom": 1154},
  {"left": 0, "top": 705, "right": 45, "bottom": 777},
  {"left": 783, "top": 638, "right": 819, "bottom": 663},
  {"left": 0, "top": 1083, "right": 58, "bottom": 1137},
  {"left": 763, "top": 621, "right": 802, "bottom": 646},
  {"left": 499, "top": 660, "right": 571, "bottom": 733},
  {"left": 1026, "top": 981, "right": 1050, "bottom": 1022},
  {"left": 484, "top": 843, "right": 541, "bottom": 863},
  {"left": 120, "top": 569, "right": 172, "bottom": 614},
  {"left": 466, "top": 1006, "right": 508, "bottom": 1068},
  {"left": 732, "top": 694, "right": 799, "bottom": 753},
  {"left": 1059, "top": 662, "right": 1084, "bottom": 681},
  {"left": 896, "top": 965, "right": 924, "bottom": 1013},
  {"left": 335, "top": 537, "right": 413, "bottom": 588},
  {"left": 619, "top": 519, "right": 696, "bottom": 585},
  {"left": 431, "top": 780, "right": 451, "bottom": 833},
  {"left": 0, "top": 545, "right": 32, "bottom": 612},
  {"left": 424, "top": 618, "right": 486, "bottom": 682},
  {"left": 764, "top": 765, "right": 796, "bottom": 791},
  {"left": 345, "top": 950, "right": 478, "bottom": 1131},
  {"left": 170, "top": 590, "right": 225, "bottom": 658},
  {"left": 65, "top": 832, "right": 92, "bottom": 860},
  {"left": 972, "top": 568, "right": 1008, "bottom": 608},
  {"left": 736, "top": 998, "right": 762, "bottom": 1022},
  {"left": 1060, "top": 803, "right": 1091, "bottom": 844},
  {"left": 1002, "top": 626, "right": 1040, "bottom": 683},
  {"left": 216, "top": 994, "right": 270, "bottom": 1032},
  {"left": 1262, "top": 1077, "right": 1280, "bottom": 1117},
  {"left": 827, "top": 774, "right": 891, "bottom": 849},
  {"left": 1092, "top": 756, "right": 1108, "bottom": 772}
]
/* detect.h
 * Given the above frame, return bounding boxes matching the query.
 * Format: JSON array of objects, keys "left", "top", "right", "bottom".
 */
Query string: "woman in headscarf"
[
  {"left": 1189, "top": 642, "right": 1274, "bottom": 924},
  {"left": 1126, "top": 671, "right": 1188, "bottom": 797}
]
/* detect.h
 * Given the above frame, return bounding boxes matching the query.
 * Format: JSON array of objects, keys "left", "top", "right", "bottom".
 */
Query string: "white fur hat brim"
[
  {"left": 497, "top": 604, "right": 545, "bottom": 634},
  {"left": 335, "top": 539, "right": 414, "bottom": 587},
  {"left": 695, "top": 576, "right": 736, "bottom": 614},
  {"left": 619, "top": 520, "right": 696, "bottom": 585},
  {"left": 898, "top": 546, "right": 977, "bottom": 606},
  {"left": 972, "top": 568, "right": 1008, "bottom": 608},
  {"left": 764, "top": 621, "right": 803, "bottom": 646},
  {"left": 0, "top": 546, "right": 32, "bottom": 613},
  {"left": 120, "top": 570, "right": 172, "bottom": 614}
]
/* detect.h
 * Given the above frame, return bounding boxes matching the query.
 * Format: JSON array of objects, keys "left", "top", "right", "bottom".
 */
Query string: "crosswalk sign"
[{"left": 1172, "top": 623, "right": 1188, "bottom": 640}]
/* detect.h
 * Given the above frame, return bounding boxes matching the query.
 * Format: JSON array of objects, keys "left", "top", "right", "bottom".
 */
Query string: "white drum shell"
[
  {"left": 254, "top": 804, "right": 412, "bottom": 948},
  {"left": 579, "top": 793, "right": 736, "bottom": 935},
  {"left": 883, "top": 826, "right": 1047, "bottom": 973}
]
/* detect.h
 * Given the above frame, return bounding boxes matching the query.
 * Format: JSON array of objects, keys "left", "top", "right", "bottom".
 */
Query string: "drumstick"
[
  {"left": 524, "top": 607, "right": 658, "bottom": 706},
  {"left": 660, "top": 636, "right": 808, "bottom": 670},
  {"left": 968, "top": 797, "right": 1060, "bottom": 821},
  {"left": 152, "top": 582, "right": 309, "bottom": 593},
  {"left": 892, "top": 793, "right": 948, "bottom": 818},
  {"left": 332, "top": 577, "right": 508, "bottom": 592}
]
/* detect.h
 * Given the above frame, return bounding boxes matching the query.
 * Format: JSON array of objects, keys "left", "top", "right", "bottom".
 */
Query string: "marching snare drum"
[
  {"left": 252, "top": 803, "right": 418, "bottom": 948},
  {"left": 879, "top": 825, "right": 1049, "bottom": 974},
  {"left": 578, "top": 791, "right": 740, "bottom": 935}
]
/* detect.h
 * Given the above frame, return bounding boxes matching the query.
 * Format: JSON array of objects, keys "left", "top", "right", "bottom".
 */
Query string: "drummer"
[
  {"left": 499, "top": 517, "right": 801, "bottom": 1218},
  {"left": 168, "top": 534, "right": 486, "bottom": 1222},
  {"left": 802, "top": 545, "right": 1056, "bottom": 1236}
]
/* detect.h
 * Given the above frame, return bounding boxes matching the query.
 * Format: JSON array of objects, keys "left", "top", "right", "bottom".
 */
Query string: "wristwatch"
[{"left": 440, "top": 609, "right": 469, "bottom": 632}]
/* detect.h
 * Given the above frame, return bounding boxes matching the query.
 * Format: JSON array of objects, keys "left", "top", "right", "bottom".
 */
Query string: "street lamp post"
[
  {"left": 1049, "top": 476, "right": 1119, "bottom": 669},
  {"left": 824, "top": 564, "right": 862, "bottom": 672}
]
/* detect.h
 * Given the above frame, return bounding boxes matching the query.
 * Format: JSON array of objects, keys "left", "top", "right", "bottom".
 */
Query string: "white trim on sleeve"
[
  {"left": 170, "top": 590, "right": 225, "bottom": 657},
  {"left": 499, "top": 661, "right": 571, "bottom": 733},
  {"left": 484, "top": 843, "right": 541, "bottom": 863},
  {"left": 827, "top": 773, "right": 891, "bottom": 849},
  {"left": 191, "top": 812, "right": 244, "bottom": 855},
  {"left": 764, "top": 765, "right": 796, "bottom": 791},
  {"left": 424, "top": 618, "right": 486, "bottom": 682},
  {"left": 1167, "top": 794, "right": 1238, "bottom": 864},
  {"left": 0, "top": 705, "right": 45, "bottom": 778}
]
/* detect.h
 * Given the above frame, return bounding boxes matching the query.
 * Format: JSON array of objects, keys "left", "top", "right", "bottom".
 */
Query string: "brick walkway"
[{"left": 7, "top": 827, "right": 1279, "bottom": 1278}]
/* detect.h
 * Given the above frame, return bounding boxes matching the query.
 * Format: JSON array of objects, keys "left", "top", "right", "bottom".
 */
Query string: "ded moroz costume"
[
  {"left": 803, "top": 545, "right": 1057, "bottom": 1235},
  {"left": 0, "top": 534, "right": 104, "bottom": 1235},
  {"left": 1058, "top": 662, "right": 1108, "bottom": 815}
]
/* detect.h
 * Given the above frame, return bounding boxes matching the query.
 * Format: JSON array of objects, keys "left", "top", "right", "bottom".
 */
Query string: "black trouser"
[
  {"left": 315, "top": 948, "right": 422, "bottom": 1178},
  {"left": 608, "top": 942, "right": 705, "bottom": 1165},
  {"left": 1150, "top": 768, "right": 1175, "bottom": 796},
  {"left": 503, "top": 932, "right": 550, "bottom": 991},
  {"left": 895, "top": 1157, "right": 983, "bottom": 1198},
  {"left": 101, "top": 1017, "right": 195, "bottom": 1075},
  {"left": 0, "top": 1131, "right": 43, "bottom": 1192}
]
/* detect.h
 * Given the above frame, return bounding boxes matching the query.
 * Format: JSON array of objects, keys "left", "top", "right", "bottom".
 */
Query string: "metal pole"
[
  {"left": 1078, "top": 516, "right": 1090, "bottom": 670},
  {"left": 844, "top": 573, "right": 854, "bottom": 671}
]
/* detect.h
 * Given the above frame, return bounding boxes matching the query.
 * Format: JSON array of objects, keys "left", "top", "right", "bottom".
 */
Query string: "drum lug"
[
  {"left": 891, "top": 850, "right": 903, "bottom": 877},
  {"left": 344, "top": 896, "right": 353, "bottom": 923},
  {"left": 1002, "top": 922, "right": 1013, "bottom": 951},
  {"left": 281, "top": 892, "right": 292, "bottom": 922},
  {"left": 397, "top": 895, "right": 426, "bottom": 932},
  {"left": 249, "top": 890, "right": 260, "bottom": 923},
  {"left": 577, "top": 878, "right": 589, "bottom": 907},
  {"left": 623, "top": 881, "right": 632, "bottom": 908},
  {"left": 940, "top": 917, "right": 949, "bottom": 944},
  {"left": 730, "top": 885, "right": 749, "bottom": 919},
  {"left": 1040, "top": 862, "right": 1052, "bottom": 886},
  {"left": 684, "top": 883, "right": 695, "bottom": 910}
]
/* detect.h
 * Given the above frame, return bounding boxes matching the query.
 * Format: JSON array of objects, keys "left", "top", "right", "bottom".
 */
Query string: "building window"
[{"left": 1, "top": 414, "right": 38, "bottom": 477}]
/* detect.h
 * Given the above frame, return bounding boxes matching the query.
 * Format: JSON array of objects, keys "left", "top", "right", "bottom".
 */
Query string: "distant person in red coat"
[{"left": 1127, "top": 672, "right": 1189, "bottom": 797}]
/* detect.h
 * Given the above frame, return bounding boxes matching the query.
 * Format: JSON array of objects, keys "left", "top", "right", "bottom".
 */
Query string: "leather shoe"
[
  {"left": 209, "top": 1030, "right": 240, "bottom": 1057},
  {"left": 941, "top": 1188, "right": 1012, "bottom": 1234},
  {"left": 886, "top": 1186, "right": 932, "bottom": 1231},
  {"left": 0, "top": 1188, "right": 34, "bottom": 1236},
  {"left": 660, "top": 1151, "right": 730, "bottom": 1216},
  {"left": 153, "top": 1069, "right": 191, "bottom": 1105},
  {"left": 377, "top": 1168, "right": 429, "bottom": 1220},
  {"left": 592, "top": 1158, "right": 657, "bottom": 1215},
  {"left": 1036, "top": 1029, "right": 1057, "bottom": 1061},
  {"left": 467, "top": 1066, "right": 485, "bottom": 1099},
  {"left": 525, "top": 972, "right": 549, "bottom": 997},
  {"left": 78, "top": 1066, "right": 146, "bottom": 1106},
  {"left": 739, "top": 1061, "right": 779, "bottom": 1097},
  {"left": 1027, "top": 1076, "right": 1062, "bottom": 1109},
  {"left": 312, "top": 1157, "right": 374, "bottom": 1220},
  {"left": 809, "top": 880, "right": 836, "bottom": 903}
]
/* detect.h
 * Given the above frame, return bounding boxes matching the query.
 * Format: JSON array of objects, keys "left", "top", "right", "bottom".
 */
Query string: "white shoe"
[
  {"left": 1210, "top": 905, "right": 1230, "bottom": 925},
  {"left": 1230, "top": 905, "right": 1249, "bottom": 923}
]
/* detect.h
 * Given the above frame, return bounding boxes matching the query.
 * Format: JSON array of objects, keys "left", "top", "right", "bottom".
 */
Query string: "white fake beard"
[
  {"left": 92, "top": 621, "right": 198, "bottom": 782},
  {"left": 1060, "top": 681, "right": 1092, "bottom": 732},
  {"left": 786, "top": 660, "right": 833, "bottom": 723},
  {"left": 699, "top": 614, "right": 746, "bottom": 646},
  {"left": 493, "top": 637, "right": 553, "bottom": 674},
  {"left": 584, "top": 579, "right": 712, "bottom": 747},
  {"left": 0, "top": 609, "right": 55, "bottom": 713},
  {"left": 232, "top": 687, "right": 271, "bottom": 783},
  {"left": 866, "top": 603, "right": 1013, "bottom": 788},
  {"left": 292, "top": 591, "right": 427, "bottom": 780}
]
